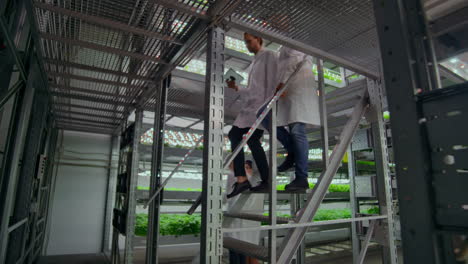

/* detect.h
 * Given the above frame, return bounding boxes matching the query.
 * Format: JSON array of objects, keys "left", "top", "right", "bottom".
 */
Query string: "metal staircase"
[
  {"left": 219, "top": 89, "right": 370, "bottom": 263},
  {"left": 142, "top": 26, "right": 396, "bottom": 263}
]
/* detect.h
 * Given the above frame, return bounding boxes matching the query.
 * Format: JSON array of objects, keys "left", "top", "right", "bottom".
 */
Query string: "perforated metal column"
[
  {"left": 103, "top": 135, "right": 119, "bottom": 254},
  {"left": 124, "top": 109, "right": 143, "bottom": 264},
  {"left": 367, "top": 79, "right": 398, "bottom": 264},
  {"left": 200, "top": 26, "right": 225, "bottom": 264}
]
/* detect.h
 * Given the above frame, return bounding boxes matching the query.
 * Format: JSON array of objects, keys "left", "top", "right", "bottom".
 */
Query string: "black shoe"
[
  {"left": 227, "top": 181, "right": 251, "bottom": 198},
  {"left": 278, "top": 154, "right": 295, "bottom": 172},
  {"left": 285, "top": 179, "right": 309, "bottom": 191},
  {"left": 250, "top": 181, "right": 269, "bottom": 192}
]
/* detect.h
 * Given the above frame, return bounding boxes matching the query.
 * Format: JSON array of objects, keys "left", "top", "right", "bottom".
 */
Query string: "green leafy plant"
[
  {"left": 328, "top": 184, "right": 350, "bottom": 193},
  {"left": 361, "top": 206, "right": 380, "bottom": 215},
  {"left": 135, "top": 214, "right": 202, "bottom": 237}
]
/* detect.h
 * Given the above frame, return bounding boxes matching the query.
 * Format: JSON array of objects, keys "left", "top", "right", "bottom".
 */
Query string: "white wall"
[{"left": 46, "top": 130, "right": 111, "bottom": 255}]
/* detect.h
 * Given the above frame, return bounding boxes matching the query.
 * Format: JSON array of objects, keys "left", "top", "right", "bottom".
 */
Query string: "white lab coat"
[
  {"left": 223, "top": 170, "right": 264, "bottom": 244},
  {"left": 233, "top": 49, "right": 278, "bottom": 130},
  {"left": 277, "top": 46, "right": 320, "bottom": 126}
]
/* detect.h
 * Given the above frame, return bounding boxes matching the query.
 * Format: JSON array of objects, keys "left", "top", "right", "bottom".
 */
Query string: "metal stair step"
[
  {"left": 224, "top": 212, "right": 293, "bottom": 224},
  {"left": 245, "top": 189, "right": 312, "bottom": 194},
  {"left": 223, "top": 237, "right": 269, "bottom": 261}
]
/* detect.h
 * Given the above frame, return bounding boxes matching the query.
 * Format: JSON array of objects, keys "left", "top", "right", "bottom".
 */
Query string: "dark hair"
[
  {"left": 244, "top": 32, "right": 263, "bottom": 45},
  {"left": 245, "top": 160, "right": 253, "bottom": 169}
]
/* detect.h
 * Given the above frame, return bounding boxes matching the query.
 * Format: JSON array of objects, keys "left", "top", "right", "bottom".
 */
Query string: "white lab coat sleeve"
[
  {"left": 264, "top": 51, "right": 279, "bottom": 102},
  {"left": 279, "top": 52, "right": 302, "bottom": 84}
]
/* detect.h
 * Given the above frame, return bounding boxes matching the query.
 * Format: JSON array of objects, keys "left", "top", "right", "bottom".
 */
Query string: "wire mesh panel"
[
  {"left": 31, "top": 0, "right": 212, "bottom": 133},
  {"left": 232, "top": 0, "right": 380, "bottom": 73}
]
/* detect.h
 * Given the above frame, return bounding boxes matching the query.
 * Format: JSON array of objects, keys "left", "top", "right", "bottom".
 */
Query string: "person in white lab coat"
[
  {"left": 226, "top": 33, "right": 278, "bottom": 197},
  {"left": 224, "top": 161, "right": 264, "bottom": 264},
  {"left": 265, "top": 46, "right": 320, "bottom": 191}
]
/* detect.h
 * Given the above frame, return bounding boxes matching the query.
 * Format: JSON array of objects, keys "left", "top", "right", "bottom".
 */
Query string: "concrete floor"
[
  {"left": 37, "top": 248, "right": 403, "bottom": 264},
  {"left": 38, "top": 253, "right": 109, "bottom": 264}
]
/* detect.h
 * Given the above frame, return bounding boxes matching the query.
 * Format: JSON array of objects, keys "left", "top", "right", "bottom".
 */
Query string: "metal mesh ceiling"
[
  {"left": 232, "top": 0, "right": 380, "bottom": 72},
  {"left": 30, "top": 0, "right": 382, "bottom": 134},
  {"left": 32, "top": 0, "right": 211, "bottom": 133}
]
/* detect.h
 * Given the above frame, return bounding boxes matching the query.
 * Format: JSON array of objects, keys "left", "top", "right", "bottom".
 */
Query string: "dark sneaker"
[
  {"left": 285, "top": 179, "right": 309, "bottom": 191},
  {"left": 227, "top": 181, "right": 251, "bottom": 198},
  {"left": 250, "top": 181, "right": 269, "bottom": 192},
  {"left": 278, "top": 154, "right": 295, "bottom": 172}
]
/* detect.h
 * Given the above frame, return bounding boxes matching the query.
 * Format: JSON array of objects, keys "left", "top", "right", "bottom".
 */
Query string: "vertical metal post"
[
  {"left": 146, "top": 78, "right": 168, "bottom": 264},
  {"left": 146, "top": 6, "right": 172, "bottom": 262},
  {"left": 317, "top": 59, "right": 329, "bottom": 166},
  {"left": 268, "top": 104, "right": 277, "bottom": 264},
  {"left": 200, "top": 26, "right": 225, "bottom": 264},
  {"left": 347, "top": 147, "right": 360, "bottom": 263},
  {"left": 367, "top": 79, "right": 398, "bottom": 264},
  {"left": 372, "top": 0, "right": 439, "bottom": 262},
  {"left": 124, "top": 109, "right": 143, "bottom": 264},
  {"left": 0, "top": 61, "right": 36, "bottom": 264},
  {"left": 102, "top": 135, "right": 119, "bottom": 253}
]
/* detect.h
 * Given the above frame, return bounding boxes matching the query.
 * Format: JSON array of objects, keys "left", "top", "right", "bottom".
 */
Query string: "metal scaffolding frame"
[
  {"left": 1, "top": 0, "right": 466, "bottom": 263},
  {"left": 0, "top": 2, "right": 59, "bottom": 262}
]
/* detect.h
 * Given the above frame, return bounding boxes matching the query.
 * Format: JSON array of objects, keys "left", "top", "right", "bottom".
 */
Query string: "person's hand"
[
  {"left": 226, "top": 79, "right": 239, "bottom": 91},
  {"left": 275, "top": 83, "right": 287, "bottom": 97}
]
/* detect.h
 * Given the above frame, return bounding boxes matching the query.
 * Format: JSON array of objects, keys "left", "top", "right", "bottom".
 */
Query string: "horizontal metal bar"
[
  {"left": 229, "top": 18, "right": 379, "bottom": 80},
  {"left": 53, "top": 109, "right": 124, "bottom": 121},
  {"left": 53, "top": 102, "right": 125, "bottom": 114},
  {"left": 47, "top": 72, "right": 142, "bottom": 89},
  {"left": 50, "top": 84, "right": 132, "bottom": 99},
  {"left": 8, "top": 218, "right": 28, "bottom": 233},
  {"left": 223, "top": 215, "right": 387, "bottom": 233},
  {"left": 56, "top": 118, "right": 117, "bottom": 127},
  {"left": 44, "top": 59, "right": 154, "bottom": 83},
  {"left": 430, "top": 6, "right": 468, "bottom": 36},
  {"left": 40, "top": 33, "right": 167, "bottom": 65},
  {"left": 55, "top": 115, "right": 119, "bottom": 126},
  {"left": 34, "top": 2, "right": 183, "bottom": 45},
  {"left": 56, "top": 124, "right": 114, "bottom": 135},
  {"left": 150, "top": 0, "right": 209, "bottom": 19},
  {"left": 51, "top": 92, "right": 132, "bottom": 106}
]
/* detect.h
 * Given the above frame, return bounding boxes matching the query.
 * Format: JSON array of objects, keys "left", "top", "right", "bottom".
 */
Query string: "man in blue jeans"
[{"left": 259, "top": 46, "right": 320, "bottom": 191}]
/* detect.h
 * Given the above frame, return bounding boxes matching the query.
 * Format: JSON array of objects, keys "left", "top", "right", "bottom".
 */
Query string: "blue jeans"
[{"left": 257, "top": 107, "right": 309, "bottom": 180}]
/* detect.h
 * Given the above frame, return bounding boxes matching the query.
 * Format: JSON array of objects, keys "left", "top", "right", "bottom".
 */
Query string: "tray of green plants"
[{"left": 134, "top": 206, "right": 379, "bottom": 237}]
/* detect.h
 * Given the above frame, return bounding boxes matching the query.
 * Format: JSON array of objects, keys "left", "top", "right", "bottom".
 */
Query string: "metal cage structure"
[{"left": 0, "top": 0, "right": 467, "bottom": 263}]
